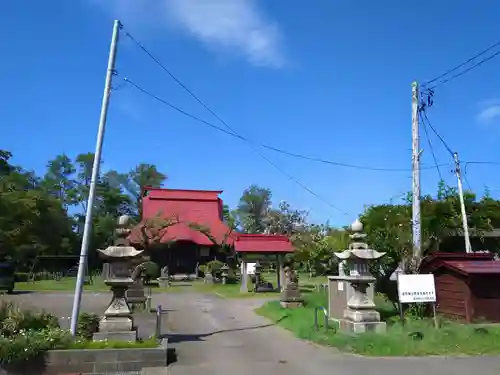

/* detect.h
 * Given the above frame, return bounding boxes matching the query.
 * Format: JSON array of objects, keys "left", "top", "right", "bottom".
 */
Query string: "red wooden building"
[
  {"left": 419, "top": 252, "right": 500, "bottom": 323},
  {"left": 128, "top": 187, "right": 293, "bottom": 276}
]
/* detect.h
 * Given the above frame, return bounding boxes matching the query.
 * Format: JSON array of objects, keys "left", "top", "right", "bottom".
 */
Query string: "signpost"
[{"left": 397, "top": 274, "right": 439, "bottom": 328}]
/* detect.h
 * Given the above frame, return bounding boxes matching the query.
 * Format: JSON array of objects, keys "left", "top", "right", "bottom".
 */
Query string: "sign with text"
[{"left": 397, "top": 274, "right": 436, "bottom": 303}]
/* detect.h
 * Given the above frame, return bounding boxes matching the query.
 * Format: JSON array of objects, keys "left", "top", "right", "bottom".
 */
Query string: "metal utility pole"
[
  {"left": 411, "top": 81, "right": 422, "bottom": 269},
  {"left": 453, "top": 152, "right": 472, "bottom": 253},
  {"left": 70, "top": 20, "right": 121, "bottom": 336}
]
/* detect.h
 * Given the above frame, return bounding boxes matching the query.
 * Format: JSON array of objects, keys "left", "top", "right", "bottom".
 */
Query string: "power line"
[
  {"left": 124, "top": 77, "right": 450, "bottom": 173},
  {"left": 123, "top": 30, "right": 237, "bottom": 137},
  {"left": 419, "top": 109, "right": 454, "bottom": 157},
  {"left": 423, "top": 39, "right": 500, "bottom": 89},
  {"left": 419, "top": 111, "right": 443, "bottom": 181},
  {"left": 122, "top": 78, "right": 348, "bottom": 215}
]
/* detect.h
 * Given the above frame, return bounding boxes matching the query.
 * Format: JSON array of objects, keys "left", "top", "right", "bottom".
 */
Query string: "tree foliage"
[{"left": 0, "top": 149, "right": 166, "bottom": 270}]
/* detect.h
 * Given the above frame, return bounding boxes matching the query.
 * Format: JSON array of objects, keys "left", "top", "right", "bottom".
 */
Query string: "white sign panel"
[
  {"left": 241, "top": 262, "right": 256, "bottom": 275},
  {"left": 397, "top": 274, "right": 436, "bottom": 303}
]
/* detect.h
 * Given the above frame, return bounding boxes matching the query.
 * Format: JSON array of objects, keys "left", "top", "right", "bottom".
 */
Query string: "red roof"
[
  {"left": 441, "top": 260, "right": 500, "bottom": 275},
  {"left": 129, "top": 187, "right": 233, "bottom": 246},
  {"left": 419, "top": 252, "right": 500, "bottom": 276},
  {"left": 234, "top": 234, "right": 294, "bottom": 253}
]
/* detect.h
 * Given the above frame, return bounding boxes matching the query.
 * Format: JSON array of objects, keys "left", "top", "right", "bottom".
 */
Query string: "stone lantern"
[
  {"left": 92, "top": 215, "right": 144, "bottom": 342},
  {"left": 220, "top": 263, "right": 229, "bottom": 285},
  {"left": 254, "top": 260, "right": 262, "bottom": 288},
  {"left": 331, "top": 218, "right": 387, "bottom": 333}
]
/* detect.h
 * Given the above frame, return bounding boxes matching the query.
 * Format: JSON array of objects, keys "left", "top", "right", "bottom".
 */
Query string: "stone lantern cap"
[
  {"left": 335, "top": 218, "right": 385, "bottom": 261},
  {"left": 220, "top": 264, "right": 229, "bottom": 271},
  {"left": 98, "top": 246, "right": 144, "bottom": 260}
]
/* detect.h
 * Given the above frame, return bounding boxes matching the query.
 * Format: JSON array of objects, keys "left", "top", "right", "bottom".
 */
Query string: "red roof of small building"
[
  {"left": 234, "top": 234, "right": 294, "bottom": 253},
  {"left": 419, "top": 252, "right": 500, "bottom": 276}
]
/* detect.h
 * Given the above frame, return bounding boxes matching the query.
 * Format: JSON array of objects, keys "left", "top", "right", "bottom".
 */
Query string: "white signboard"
[
  {"left": 241, "top": 262, "right": 256, "bottom": 275},
  {"left": 397, "top": 274, "right": 436, "bottom": 303}
]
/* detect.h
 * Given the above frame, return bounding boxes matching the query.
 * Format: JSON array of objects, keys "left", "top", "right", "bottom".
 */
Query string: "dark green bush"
[
  {"left": 14, "top": 272, "right": 30, "bottom": 282},
  {"left": 77, "top": 313, "right": 100, "bottom": 340},
  {"left": 142, "top": 261, "right": 160, "bottom": 282},
  {"left": 206, "top": 260, "right": 223, "bottom": 277}
]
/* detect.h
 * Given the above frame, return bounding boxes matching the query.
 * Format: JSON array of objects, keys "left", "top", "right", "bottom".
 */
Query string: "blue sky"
[{"left": 2, "top": 0, "right": 500, "bottom": 226}]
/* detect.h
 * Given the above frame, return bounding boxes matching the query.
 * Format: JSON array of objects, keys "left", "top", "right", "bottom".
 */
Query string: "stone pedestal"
[
  {"left": 127, "top": 279, "right": 146, "bottom": 306},
  {"left": 280, "top": 275, "right": 303, "bottom": 308},
  {"left": 93, "top": 279, "right": 138, "bottom": 342},
  {"left": 158, "top": 276, "right": 170, "bottom": 288}
]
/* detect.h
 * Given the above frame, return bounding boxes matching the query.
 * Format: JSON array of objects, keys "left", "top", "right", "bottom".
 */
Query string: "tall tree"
[
  {"left": 236, "top": 185, "right": 272, "bottom": 233},
  {"left": 41, "top": 154, "right": 76, "bottom": 208},
  {"left": 265, "top": 201, "right": 308, "bottom": 235},
  {"left": 106, "top": 163, "right": 166, "bottom": 218}
]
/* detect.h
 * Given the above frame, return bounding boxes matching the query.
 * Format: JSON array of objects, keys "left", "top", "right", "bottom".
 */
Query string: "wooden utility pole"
[
  {"left": 411, "top": 81, "right": 422, "bottom": 270},
  {"left": 453, "top": 152, "right": 472, "bottom": 253}
]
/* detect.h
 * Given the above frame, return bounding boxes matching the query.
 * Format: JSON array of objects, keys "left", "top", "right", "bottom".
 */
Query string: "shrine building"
[{"left": 128, "top": 186, "right": 293, "bottom": 278}]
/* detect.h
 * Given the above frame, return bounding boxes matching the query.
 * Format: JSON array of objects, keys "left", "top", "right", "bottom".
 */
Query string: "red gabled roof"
[
  {"left": 129, "top": 187, "right": 233, "bottom": 247},
  {"left": 234, "top": 234, "right": 294, "bottom": 253},
  {"left": 419, "top": 252, "right": 500, "bottom": 276}
]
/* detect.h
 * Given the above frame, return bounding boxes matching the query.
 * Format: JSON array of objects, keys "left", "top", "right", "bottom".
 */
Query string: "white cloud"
[
  {"left": 477, "top": 99, "right": 500, "bottom": 124},
  {"left": 92, "top": 0, "right": 285, "bottom": 68}
]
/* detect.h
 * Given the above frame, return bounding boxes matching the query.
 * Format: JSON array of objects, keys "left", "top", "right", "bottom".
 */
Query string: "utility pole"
[
  {"left": 70, "top": 20, "right": 121, "bottom": 336},
  {"left": 411, "top": 81, "right": 422, "bottom": 270},
  {"left": 453, "top": 152, "right": 472, "bottom": 253}
]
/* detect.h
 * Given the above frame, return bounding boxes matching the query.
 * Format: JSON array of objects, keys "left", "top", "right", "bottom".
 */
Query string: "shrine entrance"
[{"left": 151, "top": 241, "right": 199, "bottom": 275}]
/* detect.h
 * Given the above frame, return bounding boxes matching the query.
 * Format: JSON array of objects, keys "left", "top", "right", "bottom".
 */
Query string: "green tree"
[
  {"left": 106, "top": 163, "right": 166, "bottom": 218},
  {"left": 236, "top": 185, "right": 272, "bottom": 233},
  {"left": 40, "top": 154, "right": 76, "bottom": 209}
]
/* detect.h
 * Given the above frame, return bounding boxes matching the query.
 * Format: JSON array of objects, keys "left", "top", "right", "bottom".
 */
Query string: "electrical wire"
[
  {"left": 419, "top": 109, "right": 454, "bottom": 158},
  {"left": 419, "top": 111, "right": 443, "bottom": 181},
  {"left": 122, "top": 76, "right": 350, "bottom": 215},
  {"left": 423, "top": 43, "right": 500, "bottom": 89},
  {"left": 124, "top": 77, "right": 449, "bottom": 173}
]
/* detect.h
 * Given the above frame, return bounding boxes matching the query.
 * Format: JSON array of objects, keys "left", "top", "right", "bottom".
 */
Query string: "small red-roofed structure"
[
  {"left": 234, "top": 234, "right": 294, "bottom": 291},
  {"left": 419, "top": 252, "right": 500, "bottom": 322},
  {"left": 127, "top": 186, "right": 294, "bottom": 289}
]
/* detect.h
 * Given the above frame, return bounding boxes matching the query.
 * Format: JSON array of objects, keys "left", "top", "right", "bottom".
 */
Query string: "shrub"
[
  {"left": 142, "top": 261, "right": 160, "bottom": 282},
  {"left": 0, "top": 302, "right": 59, "bottom": 337},
  {"left": 77, "top": 313, "right": 100, "bottom": 340},
  {"left": 206, "top": 260, "right": 223, "bottom": 278},
  {"left": 14, "top": 272, "right": 30, "bottom": 282}
]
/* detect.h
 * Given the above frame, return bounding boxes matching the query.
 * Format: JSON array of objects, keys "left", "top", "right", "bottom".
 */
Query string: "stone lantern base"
[
  {"left": 338, "top": 317, "right": 387, "bottom": 334},
  {"left": 93, "top": 279, "right": 138, "bottom": 342}
]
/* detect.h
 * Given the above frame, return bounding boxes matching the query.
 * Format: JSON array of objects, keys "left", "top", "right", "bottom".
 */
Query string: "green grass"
[
  {"left": 68, "top": 337, "right": 158, "bottom": 349},
  {"left": 14, "top": 278, "right": 109, "bottom": 292},
  {"left": 256, "top": 291, "right": 500, "bottom": 356}
]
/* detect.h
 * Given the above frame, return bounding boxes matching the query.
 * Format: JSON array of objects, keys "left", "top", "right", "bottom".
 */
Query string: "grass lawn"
[
  {"left": 256, "top": 291, "right": 500, "bottom": 356},
  {"left": 14, "top": 277, "right": 109, "bottom": 292}
]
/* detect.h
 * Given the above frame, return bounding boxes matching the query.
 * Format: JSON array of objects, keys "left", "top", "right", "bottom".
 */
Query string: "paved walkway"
[{"left": 154, "top": 292, "right": 500, "bottom": 375}]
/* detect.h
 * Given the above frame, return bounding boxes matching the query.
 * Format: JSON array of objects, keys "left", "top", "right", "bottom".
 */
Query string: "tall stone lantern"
[
  {"left": 329, "top": 218, "right": 387, "bottom": 333},
  {"left": 93, "top": 215, "right": 144, "bottom": 342}
]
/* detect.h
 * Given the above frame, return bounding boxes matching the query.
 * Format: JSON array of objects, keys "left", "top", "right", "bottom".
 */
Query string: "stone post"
[
  {"left": 280, "top": 266, "right": 303, "bottom": 308},
  {"left": 221, "top": 263, "right": 229, "bottom": 285},
  {"left": 158, "top": 265, "right": 170, "bottom": 288},
  {"left": 240, "top": 255, "right": 248, "bottom": 292}
]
